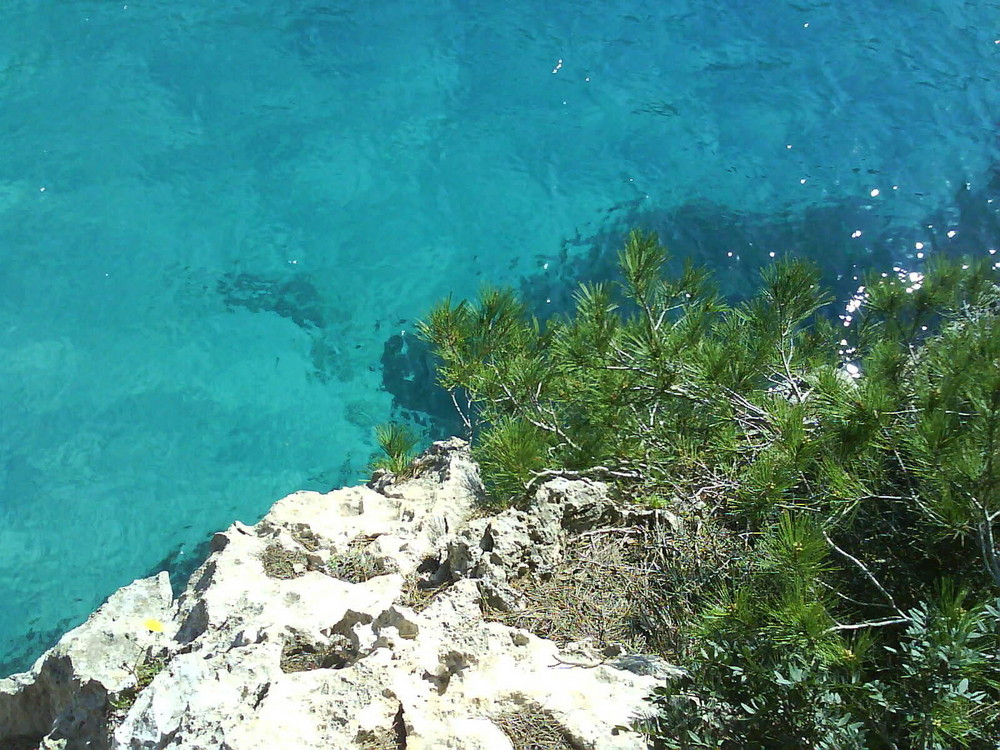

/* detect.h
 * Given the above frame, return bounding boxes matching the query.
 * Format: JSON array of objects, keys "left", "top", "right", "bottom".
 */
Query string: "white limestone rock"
[
  {"left": 0, "top": 572, "right": 174, "bottom": 748},
  {"left": 1, "top": 438, "right": 661, "bottom": 750}
]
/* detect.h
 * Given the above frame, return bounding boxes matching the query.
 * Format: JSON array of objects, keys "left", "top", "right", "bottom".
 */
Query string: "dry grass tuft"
[
  {"left": 484, "top": 513, "right": 745, "bottom": 659},
  {"left": 356, "top": 728, "right": 402, "bottom": 750},
  {"left": 398, "top": 575, "right": 451, "bottom": 613},
  {"left": 289, "top": 524, "right": 322, "bottom": 552},
  {"left": 492, "top": 703, "right": 577, "bottom": 750},
  {"left": 325, "top": 533, "right": 398, "bottom": 583},
  {"left": 279, "top": 633, "right": 355, "bottom": 672},
  {"left": 484, "top": 529, "right": 652, "bottom": 654},
  {"left": 327, "top": 548, "right": 393, "bottom": 584},
  {"left": 260, "top": 543, "right": 308, "bottom": 580},
  {"left": 355, "top": 703, "right": 406, "bottom": 750}
]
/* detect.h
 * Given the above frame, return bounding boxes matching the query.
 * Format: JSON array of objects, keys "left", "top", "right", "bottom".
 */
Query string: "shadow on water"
[
  {"left": 217, "top": 270, "right": 359, "bottom": 384},
  {"left": 380, "top": 333, "right": 465, "bottom": 441},
  {"left": 217, "top": 273, "right": 327, "bottom": 330},
  {"left": 210, "top": 166, "right": 1000, "bottom": 448},
  {"left": 217, "top": 266, "right": 466, "bottom": 442},
  {"left": 521, "top": 169, "right": 1000, "bottom": 321},
  {"left": 145, "top": 536, "right": 217, "bottom": 596}
]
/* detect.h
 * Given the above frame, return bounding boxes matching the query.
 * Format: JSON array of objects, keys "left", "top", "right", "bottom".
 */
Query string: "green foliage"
[
  {"left": 419, "top": 230, "right": 1000, "bottom": 747},
  {"left": 881, "top": 586, "right": 1000, "bottom": 749},
  {"left": 109, "top": 650, "right": 167, "bottom": 716},
  {"left": 420, "top": 231, "right": 839, "bottom": 505},
  {"left": 370, "top": 423, "right": 419, "bottom": 477},
  {"left": 474, "top": 415, "right": 551, "bottom": 506},
  {"left": 648, "top": 587, "right": 1000, "bottom": 749}
]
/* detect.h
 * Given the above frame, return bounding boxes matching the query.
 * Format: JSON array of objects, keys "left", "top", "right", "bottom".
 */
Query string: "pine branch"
[
  {"left": 822, "top": 529, "right": 909, "bottom": 623},
  {"left": 449, "top": 390, "right": 474, "bottom": 436},
  {"left": 779, "top": 338, "right": 805, "bottom": 403},
  {"left": 825, "top": 617, "right": 912, "bottom": 634},
  {"left": 485, "top": 363, "right": 583, "bottom": 454},
  {"left": 970, "top": 495, "right": 1000, "bottom": 586},
  {"left": 817, "top": 579, "right": 884, "bottom": 609},
  {"left": 523, "top": 466, "right": 641, "bottom": 494}
]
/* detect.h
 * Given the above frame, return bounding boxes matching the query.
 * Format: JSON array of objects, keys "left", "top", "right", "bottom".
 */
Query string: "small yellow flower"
[{"left": 143, "top": 618, "right": 165, "bottom": 633}]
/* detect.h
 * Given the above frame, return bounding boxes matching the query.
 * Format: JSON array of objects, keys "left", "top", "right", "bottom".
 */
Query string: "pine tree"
[{"left": 418, "top": 231, "right": 1000, "bottom": 747}]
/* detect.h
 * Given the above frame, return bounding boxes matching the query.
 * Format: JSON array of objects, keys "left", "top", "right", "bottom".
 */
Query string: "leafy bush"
[{"left": 418, "top": 231, "right": 1000, "bottom": 747}]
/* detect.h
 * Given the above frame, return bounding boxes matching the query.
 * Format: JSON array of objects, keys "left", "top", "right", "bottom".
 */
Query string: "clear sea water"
[{"left": 1, "top": 0, "right": 997, "bottom": 674}]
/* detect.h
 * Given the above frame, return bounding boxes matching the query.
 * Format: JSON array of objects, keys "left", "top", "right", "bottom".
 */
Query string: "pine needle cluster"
[
  {"left": 418, "top": 231, "right": 1000, "bottom": 748},
  {"left": 369, "top": 423, "right": 419, "bottom": 477}
]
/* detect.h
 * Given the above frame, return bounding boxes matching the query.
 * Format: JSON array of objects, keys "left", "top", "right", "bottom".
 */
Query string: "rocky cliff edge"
[{"left": 0, "top": 438, "right": 668, "bottom": 750}]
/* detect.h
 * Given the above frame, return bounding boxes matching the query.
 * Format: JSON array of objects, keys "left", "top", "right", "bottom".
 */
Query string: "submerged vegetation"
[{"left": 417, "top": 231, "right": 1000, "bottom": 748}]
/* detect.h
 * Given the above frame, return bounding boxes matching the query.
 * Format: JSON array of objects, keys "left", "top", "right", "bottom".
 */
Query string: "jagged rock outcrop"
[
  {"left": 0, "top": 573, "right": 174, "bottom": 748},
  {"left": 0, "top": 439, "right": 663, "bottom": 749}
]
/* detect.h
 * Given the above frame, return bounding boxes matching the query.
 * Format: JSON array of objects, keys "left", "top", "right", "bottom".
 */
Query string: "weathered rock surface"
[
  {"left": 0, "top": 439, "right": 660, "bottom": 749},
  {"left": 0, "top": 573, "right": 174, "bottom": 748}
]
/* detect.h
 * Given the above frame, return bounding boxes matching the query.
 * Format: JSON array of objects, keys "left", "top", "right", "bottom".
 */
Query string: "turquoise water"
[{"left": 1, "top": 0, "right": 997, "bottom": 673}]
